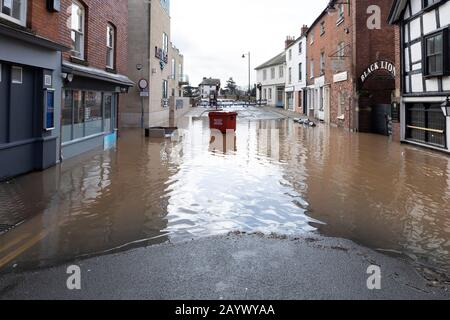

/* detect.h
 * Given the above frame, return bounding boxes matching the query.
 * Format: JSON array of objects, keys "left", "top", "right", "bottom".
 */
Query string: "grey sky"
[{"left": 171, "top": 0, "right": 329, "bottom": 88}]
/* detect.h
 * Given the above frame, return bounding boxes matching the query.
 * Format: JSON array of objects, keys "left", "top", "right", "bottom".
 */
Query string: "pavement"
[{"left": 1, "top": 233, "right": 449, "bottom": 300}]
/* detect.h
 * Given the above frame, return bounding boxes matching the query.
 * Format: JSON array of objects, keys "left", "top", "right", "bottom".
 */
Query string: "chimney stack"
[
  {"left": 285, "top": 36, "right": 296, "bottom": 49},
  {"left": 301, "top": 25, "right": 309, "bottom": 37}
]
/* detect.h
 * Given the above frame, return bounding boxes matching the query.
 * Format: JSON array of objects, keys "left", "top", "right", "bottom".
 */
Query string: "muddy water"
[{"left": 0, "top": 107, "right": 449, "bottom": 275}]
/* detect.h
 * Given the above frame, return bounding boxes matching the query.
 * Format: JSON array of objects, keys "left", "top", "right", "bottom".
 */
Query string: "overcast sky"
[{"left": 171, "top": 0, "right": 329, "bottom": 88}]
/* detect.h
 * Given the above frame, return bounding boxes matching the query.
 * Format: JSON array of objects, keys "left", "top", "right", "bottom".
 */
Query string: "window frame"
[
  {"left": 106, "top": 23, "right": 116, "bottom": 69},
  {"left": 423, "top": 28, "right": 449, "bottom": 77},
  {"left": 0, "top": 0, "right": 27, "bottom": 26},
  {"left": 70, "top": 1, "right": 86, "bottom": 60}
]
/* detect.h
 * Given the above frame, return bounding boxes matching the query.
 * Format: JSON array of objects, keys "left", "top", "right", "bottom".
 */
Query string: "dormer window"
[{"left": 0, "top": 0, "right": 27, "bottom": 26}]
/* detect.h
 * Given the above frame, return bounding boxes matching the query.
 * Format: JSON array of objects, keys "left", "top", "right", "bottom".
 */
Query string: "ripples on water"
[{"left": 0, "top": 107, "right": 449, "bottom": 275}]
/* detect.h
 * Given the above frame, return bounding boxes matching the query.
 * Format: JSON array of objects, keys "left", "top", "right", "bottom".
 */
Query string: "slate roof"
[{"left": 255, "top": 52, "right": 286, "bottom": 70}]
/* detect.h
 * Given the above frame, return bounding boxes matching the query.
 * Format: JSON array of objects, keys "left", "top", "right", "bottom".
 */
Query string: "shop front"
[
  {"left": 61, "top": 62, "right": 133, "bottom": 160},
  {"left": 0, "top": 25, "right": 67, "bottom": 180}
]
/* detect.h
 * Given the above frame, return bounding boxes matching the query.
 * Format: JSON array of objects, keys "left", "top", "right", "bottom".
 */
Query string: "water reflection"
[{"left": 0, "top": 107, "right": 449, "bottom": 276}]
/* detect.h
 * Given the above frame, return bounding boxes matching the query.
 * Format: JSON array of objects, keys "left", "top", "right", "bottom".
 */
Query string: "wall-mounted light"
[
  {"left": 61, "top": 72, "right": 74, "bottom": 83},
  {"left": 441, "top": 97, "right": 450, "bottom": 117}
]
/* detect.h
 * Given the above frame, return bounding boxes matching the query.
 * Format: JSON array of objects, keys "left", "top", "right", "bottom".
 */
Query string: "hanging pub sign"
[
  {"left": 360, "top": 61, "right": 396, "bottom": 83},
  {"left": 43, "top": 88, "right": 55, "bottom": 131}
]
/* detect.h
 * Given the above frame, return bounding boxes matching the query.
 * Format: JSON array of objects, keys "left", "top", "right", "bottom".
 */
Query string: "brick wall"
[
  {"left": 57, "top": 0, "right": 128, "bottom": 75},
  {"left": 27, "top": 1, "right": 62, "bottom": 43}
]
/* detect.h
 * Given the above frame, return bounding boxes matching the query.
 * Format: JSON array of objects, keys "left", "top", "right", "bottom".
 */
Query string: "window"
[
  {"left": 310, "top": 32, "right": 314, "bottom": 45},
  {"left": 406, "top": 103, "right": 446, "bottom": 148},
  {"left": 271, "top": 67, "right": 275, "bottom": 79},
  {"left": 171, "top": 58, "right": 176, "bottom": 79},
  {"left": 263, "top": 69, "right": 267, "bottom": 81},
  {"left": 338, "top": 92, "right": 345, "bottom": 117},
  {"left": 423, "top": 0, "right": 441, "bottom": 8},
  {"left": 162, "top": 33, "right": 169, "bottom": 54},
  {"left": 263, "top": 89, "right": 266, "bottom": 100},
  {"left": 337, "top": 4, "right": 345, "bottom": 23},
  {"left": 299, "top": 63, "right": 303, "bottom": 81},
  {"left": 310, "top": 61, "right": 314, "bottom": 79},
  {"left": 337, "top": 42, "right": 346, "bottom": 59},
  {"left": 162, "top": 80, "right": 168, "bottom": 100},
  {"left": 279, "top": 66, "right": 284, "bottom": 78},
  {"left": 71, "top": 1, "right": 85, "bottom": 60},
  {"left": 11, "top": 66, "right": 22, "bottom": 84},
  {"left": 424, "top": 29, "right": 448, "bottom": 76},
  {"left": 84, "top": 91, "right": 103, "bottom": 136},
  {"left": 268, "top": 88, "right": 272, "bottom": 100},
  {"left": 62, "top": 91, "right": 73, "bottom": 142},
  {"left": 73, "top": 90, "right": 85, "bottom": 139},
  {"left": 320, "top": 52, "right": 325, "bottom": 75},
  {"left": 0, "top": 0, "right": 26, "bottom": 25},
  {"left": 320, "top": 21, "right": 325, "bottom": 36},
  {"left": 288, "top": 67, "right": 292, "bottom": 84},
  {"left": 299, "top": 42, "right": 302, "bottom": 55},
  {"left": 106, "top": 24, "right": 115, "bottom": 68},
  {"left": 289, "top": 49, "right": 292, "bottom": 61}
]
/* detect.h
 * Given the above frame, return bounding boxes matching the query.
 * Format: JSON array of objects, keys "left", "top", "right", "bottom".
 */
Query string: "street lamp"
[
  {"left": 441, "top": 97, "right": 450, "bottom": 117},
  {"left": 242, "top": 52, "right": 251, "bottom": 96}
]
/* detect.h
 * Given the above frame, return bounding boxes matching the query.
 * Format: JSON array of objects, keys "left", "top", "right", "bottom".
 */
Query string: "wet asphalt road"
[{"left": 1, "top": 233, "right": 449, "bottom": 300}]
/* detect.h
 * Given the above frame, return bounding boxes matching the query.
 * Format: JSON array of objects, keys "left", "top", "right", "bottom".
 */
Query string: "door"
[
  {"left": 371, "top": 104, "right": 392, "bottom": 136},
  {"left": 276, "top": 88, "right": 284, "bottom": 108}
]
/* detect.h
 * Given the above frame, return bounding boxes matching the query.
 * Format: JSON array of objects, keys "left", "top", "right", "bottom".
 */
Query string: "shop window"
[
  {"left": 423, "top": 29, "right": 448, "bottom": 77},
  {"left": 73, "top": 90, "right": 85, "bottom": 139},
  {"left": 104, "top": 94, "right": 113, "bottom": 133},
  {"left": 11, "top": 66, "right": 22, "bottom": 84},
  {"left": 0, "top": 0, "right": 27, "bottom": 26},
  {"left": 406, "top": 103, "right": 446, "bottom": 148},
  {"left": 62, "top": 91, "right": 73, "bottom": 142},
  {"left": 84, "top": 91, "right": 103, "bottom": 136}
]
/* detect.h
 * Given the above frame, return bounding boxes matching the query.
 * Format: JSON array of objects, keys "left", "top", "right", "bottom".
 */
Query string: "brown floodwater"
[{"left": 0, "top": 107, "right": 449, "bottom": 277}]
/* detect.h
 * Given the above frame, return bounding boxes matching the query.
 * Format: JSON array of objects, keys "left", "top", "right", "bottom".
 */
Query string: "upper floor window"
[
  {"left": 310, "top": 32, "right": 314, "bottom": 45},
  {"left": 320, "top": 21, "right": 325, "bottom": 36},
  {"left": 299, "top": 42, "right": 302, "bottom": 55},
  {"left": 288, "top": 67, "right": 292, "bottom": 84},
  {"left": 263, "top": 69, "right": 267, "bottom": 81},
  {"left": 162, "top": 32, "right": 169, "bottom": 54},
  {"left": 0, "top": 0, "right": 27, "bottom": 26},
  {"left": 337, "top": 42, "right": 345, "bottom": 59},
  {"left": 310, "top": 61, "right": 314, "bottom": 79},
  {"left": 171, "top": 58, "right": 176, "bottom": 78},
  {"left": 71, "top": 1, "right": 85, "bottom": 60},
  {"left": 320, "top": 52, "right": 325, "bottom": 75},
  {"left": 279, "top": 65, "right": 284, "bottom": 78},
  {"left": 289, "top": 49, "right": 292, "bottom": 61},
  {"left": 106, "top": 24, "right": 115, "bottom": 68},
  {"left": 271, "top": 67, "right": 275, "bottom": 79},
  {"left": 424, "top": 29, "right": 448, "bottom": 77},
  {"left": 337, "top": 4, "right": 345, "bottom": 22},
  {"left": 423, "top": 0, "right": 441, "bottom": 8},
  {"left": 299, "top": 63, "right": 303, "bottom": 81}
]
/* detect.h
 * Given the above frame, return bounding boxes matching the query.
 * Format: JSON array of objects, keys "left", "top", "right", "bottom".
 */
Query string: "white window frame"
[
  {"left": 70, "top": 1, "right": 85, "bottom": 60},
  {"left": 0, "top": 0, "right": 27, "bottom": 26},
  {"left": 11, "top": 66, "right": 22, "bottom": 84},
  {"left": 106, "top": 23, "right": 115, "bottom": 68}
]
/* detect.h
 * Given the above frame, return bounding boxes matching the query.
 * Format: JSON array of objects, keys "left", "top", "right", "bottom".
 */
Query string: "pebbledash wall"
[
  {"left": 0, "top": 1, "right": 67, "bottom": 180},
  {"left": 390, "top": 0, "right": 450, "bottom": 154}
]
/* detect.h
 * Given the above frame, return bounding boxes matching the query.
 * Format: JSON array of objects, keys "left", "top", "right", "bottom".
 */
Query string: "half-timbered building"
[{"left": 390, "top": 0, "right": 450, "bottom": 153}]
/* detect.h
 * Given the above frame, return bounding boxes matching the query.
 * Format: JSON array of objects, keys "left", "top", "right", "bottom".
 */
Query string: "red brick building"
[
  {"left": 305, "top": 0, "right": 399, "bottom": 136},
  {"left": 57, "top": 0, "right": 133, "bottom": 159}
]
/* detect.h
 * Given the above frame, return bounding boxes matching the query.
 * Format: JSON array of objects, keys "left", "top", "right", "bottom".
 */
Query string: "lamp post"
[
  {"left": 441, "top": 96, "right": 450, "bottom": 117},
  {"left": 242, "top": 52, "right": 251, "bottom": 97}
]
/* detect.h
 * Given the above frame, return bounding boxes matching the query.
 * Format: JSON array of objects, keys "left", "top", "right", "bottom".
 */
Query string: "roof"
[
  {"left": 199, "top": 78, "right": 221, "bottom": 86},
  {"left": 255, "top": 52, "right": 286, "bottom": 70},
  {"left": 388, "top": 0, "right": 408, "bottom": 24},
  {"left": 62, "top": 61, "right": 134, "bottom": 87}
]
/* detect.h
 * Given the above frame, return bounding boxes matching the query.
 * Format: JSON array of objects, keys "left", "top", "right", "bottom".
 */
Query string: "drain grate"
[{"left": 0, "top": 224, "right": 15, "bottom": 235}]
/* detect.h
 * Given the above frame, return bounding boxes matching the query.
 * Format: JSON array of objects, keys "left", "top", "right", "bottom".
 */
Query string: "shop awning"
[{"left": 62, "top": 61, "right": 134, "bottom": 88}]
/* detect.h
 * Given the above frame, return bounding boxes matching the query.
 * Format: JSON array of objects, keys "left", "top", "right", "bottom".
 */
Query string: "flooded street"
[{"left": 1, "top": 107, "right": 449, "bottom": 277}]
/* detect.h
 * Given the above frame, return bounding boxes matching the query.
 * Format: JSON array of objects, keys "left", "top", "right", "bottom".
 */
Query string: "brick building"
[
  {"left": 58, "top": 0, "right": 133, "bottom": 159},
  {"left": 1, "top": 0, "right": 68, "bottom": 180},
  {"left": 0, "top": 0, "right": 133, "bottom": 180},
  {"left": 306, "top": 0, "right": 398, "bottom": 135}
]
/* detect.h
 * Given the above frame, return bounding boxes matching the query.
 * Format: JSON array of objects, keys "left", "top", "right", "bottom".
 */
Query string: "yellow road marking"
[
  {"left": 0, "top": 230, "right": 50, "bottom": 269},
  {"left": 0, "top": 233, "right": 31, "bottom": 254}
]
